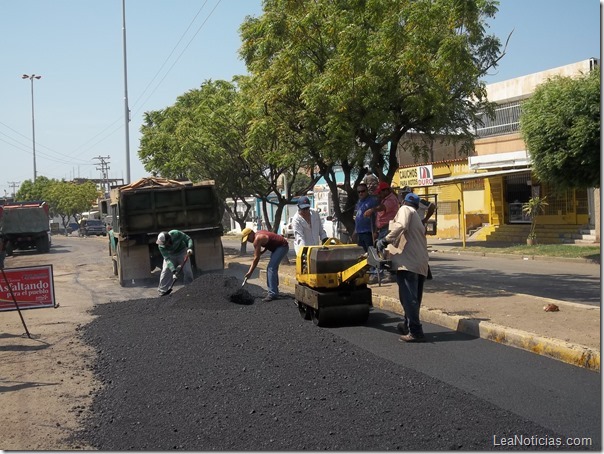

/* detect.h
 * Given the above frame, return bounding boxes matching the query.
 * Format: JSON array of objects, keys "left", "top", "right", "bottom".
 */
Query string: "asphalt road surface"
[
  {"left": 426, "top": 253, "right": 600, "bottom": 306},
  {"left": 77, "top": 270, "right": 600, "bottom": 450},
  {"left": 3, "top": 235, "right": 599, "bottom": 450}
]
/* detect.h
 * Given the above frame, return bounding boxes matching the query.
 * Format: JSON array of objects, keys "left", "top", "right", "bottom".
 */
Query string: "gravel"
[{"left": 76, "top": 272, "right": 567, "bottom": 450}]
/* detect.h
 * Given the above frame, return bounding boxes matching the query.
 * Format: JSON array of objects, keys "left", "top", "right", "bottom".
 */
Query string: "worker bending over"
[
  {"left": 156, "top": 230, "right": 194, "bottom": 296},
  {"left": 241, "top": 227, "right": 289, "bottom": 302}
]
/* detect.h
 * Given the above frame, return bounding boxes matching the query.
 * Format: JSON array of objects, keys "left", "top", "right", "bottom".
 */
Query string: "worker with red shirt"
[
  {"left": 364, "top": 181, "right": 400, "bottom": 242},
  {"left": 241, "top": 228, "right": 289, "bottom": 301}
]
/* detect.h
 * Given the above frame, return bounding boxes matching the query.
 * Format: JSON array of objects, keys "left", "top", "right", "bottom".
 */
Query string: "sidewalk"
[{"left": 225, "top": 245, "right": 600, "bottom": 372}]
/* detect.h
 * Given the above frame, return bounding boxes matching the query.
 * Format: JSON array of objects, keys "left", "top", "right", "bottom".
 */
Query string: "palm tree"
[{"left": 522, "top": 196, "right": 548, "bottom": 244}]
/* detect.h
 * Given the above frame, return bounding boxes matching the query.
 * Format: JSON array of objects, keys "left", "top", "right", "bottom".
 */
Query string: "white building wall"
[{"left": 486, "top": 59, "right": 598, "bottom": 102}]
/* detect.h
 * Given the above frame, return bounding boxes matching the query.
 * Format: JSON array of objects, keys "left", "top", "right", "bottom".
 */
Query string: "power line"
[
  {"left": 132, "top": 1, "right": 223, "bottom": 116},
  {"left": 2, "top": 1, "right": 224, "bottom": 178}
]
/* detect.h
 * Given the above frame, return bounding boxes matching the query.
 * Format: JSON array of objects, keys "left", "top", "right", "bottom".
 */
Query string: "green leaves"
[{"left": 520, "top": 66, "right": 600, "bottom": 189}]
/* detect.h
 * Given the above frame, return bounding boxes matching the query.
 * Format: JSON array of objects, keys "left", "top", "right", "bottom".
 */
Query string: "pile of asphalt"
[{"left": 76, "top": 272, "right": 561, "bottom": 450}]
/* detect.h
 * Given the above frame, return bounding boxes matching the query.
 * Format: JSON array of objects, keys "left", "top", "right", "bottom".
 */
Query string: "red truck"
[{"left": 0, "top": 201, "right": 51, "bottom": 255}]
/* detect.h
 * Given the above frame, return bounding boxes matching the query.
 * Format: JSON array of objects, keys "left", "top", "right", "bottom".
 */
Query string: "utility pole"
[
  {"left": 122, "top": 0, "right": 131, "bottom": 184},
  {"left": 93, "top": 156, "right": 111, "bottom": 196},
  {"left": 21, "top": 74, "right": 42, "bottom": 181},
  {"left": 7, "top": 181, "right": 20, "bottom": 199}
]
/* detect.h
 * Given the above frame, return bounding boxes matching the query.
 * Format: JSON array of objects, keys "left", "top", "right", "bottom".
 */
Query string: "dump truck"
[
  {"left": 108, "top": 177, "right": 224, "bottom": 286},
  {"left": 0, "top": 201, "right": 51, "bottom": 255}
]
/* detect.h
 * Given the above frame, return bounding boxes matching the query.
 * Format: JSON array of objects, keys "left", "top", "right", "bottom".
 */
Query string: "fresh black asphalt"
[{"left": 72, "top": 273, "right": 585, "bottom": 451}]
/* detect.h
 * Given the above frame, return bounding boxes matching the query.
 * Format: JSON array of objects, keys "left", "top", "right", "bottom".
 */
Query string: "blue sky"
[{"left": 0, "top": 0, "right": 600, "bottom": 198}]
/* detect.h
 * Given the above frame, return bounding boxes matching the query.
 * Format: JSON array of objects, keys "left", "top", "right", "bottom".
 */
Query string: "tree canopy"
[
  {"left": 139, "top": 0, "right": 504, "bottom": 233},
  {"left": 238, "top": 0, "right": 502, "bottom": 232},
  {"left": 520, "top": 66, "right": 600, "bottom": 189},
  {"left": 15, "top": 178, "right": 100, "bottom": 230}
]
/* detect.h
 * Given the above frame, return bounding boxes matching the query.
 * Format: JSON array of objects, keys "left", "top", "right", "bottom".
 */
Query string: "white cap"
[{"left": 156, "top": 232, "right": 168, "bottom": 245}]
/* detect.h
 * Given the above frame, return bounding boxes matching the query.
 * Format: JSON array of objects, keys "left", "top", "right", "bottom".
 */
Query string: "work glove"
[
  {"left": 376, "top": 238, "right": 388, "bottom": 253},
  {"left": 172, "top": 273, "right": 178, "bottom": 281},
  {"left": 174, "top": 265, "right": 182, "bottom": 274},
  {"left": 186, "top": 248, "right": 193, "bottom": 256}
]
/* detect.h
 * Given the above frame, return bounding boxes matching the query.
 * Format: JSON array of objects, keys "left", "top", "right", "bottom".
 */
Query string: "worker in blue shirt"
[{"left": 354, "top": 183, "right": 379, "bottom": 252}]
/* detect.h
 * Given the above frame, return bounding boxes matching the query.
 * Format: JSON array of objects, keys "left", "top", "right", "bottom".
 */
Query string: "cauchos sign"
[{"left": 398, "top": 165, "right": 434, "bottom": 188}]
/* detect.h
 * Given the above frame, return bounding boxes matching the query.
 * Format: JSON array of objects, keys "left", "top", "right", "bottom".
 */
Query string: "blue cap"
[
  {"left": 404, "top": 193, "right": 420, "bottom": 209},
  {"left": 297, "top": 196, "right": 311, "bottom": 209}
]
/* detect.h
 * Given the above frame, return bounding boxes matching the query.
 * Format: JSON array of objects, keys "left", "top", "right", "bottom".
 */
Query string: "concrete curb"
[
  {"left": 372, "top": 293, "right": 600, "bottom": 372},
  {"left": 269, "top": 270, "right": 601, "bottom": 373},
  {"left": 428, "top": 247, "right": 600, "bottom": 265}
]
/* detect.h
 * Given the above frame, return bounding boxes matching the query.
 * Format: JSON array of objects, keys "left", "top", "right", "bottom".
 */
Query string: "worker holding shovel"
[{"left": 156, "top": 230, "right": 194, "bottom": 296}]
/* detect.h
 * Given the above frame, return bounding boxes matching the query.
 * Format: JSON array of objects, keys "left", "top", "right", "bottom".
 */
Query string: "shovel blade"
[{"left": 241, "top": 277, "right": 248, "bottom": 287}]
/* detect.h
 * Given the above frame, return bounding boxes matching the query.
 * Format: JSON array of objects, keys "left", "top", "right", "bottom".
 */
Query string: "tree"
[
  {"left": 520, "top": 66, "right": 600, "bottom": 189},
  {"left": 240, "top": 0, "right": 503, "bottom": 234},
  {"left": 522, "top": 196, "right": 548, "bottom": 244},
  {"left": 46, "top": 181, "right": 100, "bottom": 231},
  {"left": 15, "top": 176, "right": 56, "bottom": 203},
  {"left": 139, "top": 78, "right": 319, "bottom": 233}
]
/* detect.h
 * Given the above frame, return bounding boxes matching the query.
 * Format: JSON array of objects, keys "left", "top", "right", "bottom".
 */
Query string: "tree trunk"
[{"left": 594, "top": 188, "right": 600, "bottom": 243}]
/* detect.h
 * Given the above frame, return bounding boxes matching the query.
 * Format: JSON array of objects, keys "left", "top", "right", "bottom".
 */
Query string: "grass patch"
[{"left": 451, "top": 244, "right": 600, "bottom": 262}]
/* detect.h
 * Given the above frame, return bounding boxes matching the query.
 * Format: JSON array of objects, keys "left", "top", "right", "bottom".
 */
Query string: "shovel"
[
  {"left": 241, "top": 276, "right": 248, "bottom": 287},
  {"left": 161, "top": 254, "right": 190, "bottom": 297}
]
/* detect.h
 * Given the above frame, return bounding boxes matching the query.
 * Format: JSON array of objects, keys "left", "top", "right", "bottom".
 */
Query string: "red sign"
[{"left": 0, "top": 265, "right": 56, "bottom": 311}]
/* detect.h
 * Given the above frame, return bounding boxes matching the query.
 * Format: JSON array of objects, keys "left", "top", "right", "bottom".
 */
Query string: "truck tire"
[{"left": 36, "top": 235, "right": 50, "bottom": 253}]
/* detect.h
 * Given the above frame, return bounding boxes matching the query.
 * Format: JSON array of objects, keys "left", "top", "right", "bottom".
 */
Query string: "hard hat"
[{"left": 241, "top": 227, "right": 254, "bottom": 243}]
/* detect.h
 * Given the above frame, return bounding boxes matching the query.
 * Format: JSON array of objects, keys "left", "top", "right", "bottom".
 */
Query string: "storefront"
[{"left": 394, "top": 156, "right": 589, "bottom": 242}]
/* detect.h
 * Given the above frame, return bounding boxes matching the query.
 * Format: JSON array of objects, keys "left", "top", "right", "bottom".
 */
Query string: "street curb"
[
  {"left": 268, "top": 269, "right": 601, "bottom": 373},
  {"left": 370, "top": 291, "right": 600, "bottom": 372},
  {"left": 428, "top": 248, "right": 600, "bottom": 265}
]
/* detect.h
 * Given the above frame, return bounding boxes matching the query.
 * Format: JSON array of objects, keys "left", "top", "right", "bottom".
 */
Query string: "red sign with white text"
[{"left": 0, "top": 265, "right": 56, "bottom": 311}]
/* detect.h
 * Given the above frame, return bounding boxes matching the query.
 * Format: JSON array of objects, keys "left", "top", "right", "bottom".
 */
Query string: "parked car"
[
  {"left": 66, "top": 222, "right": 79, "bottom": 234},
  {"left": 281, "top": 217, "right": 294, "bottom": 238},
  {"left": 79, "top": 219, "right": 106, "bottom": 237}
]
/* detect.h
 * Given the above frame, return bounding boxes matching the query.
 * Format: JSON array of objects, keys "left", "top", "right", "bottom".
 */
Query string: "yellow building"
[{"left": 393, "top": 59, "right": 599, "bottom": 244}]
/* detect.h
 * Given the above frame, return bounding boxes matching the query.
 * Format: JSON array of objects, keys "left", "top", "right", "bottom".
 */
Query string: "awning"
[{"left": 433, "top": 167, "right": 531, "bottom": 185}]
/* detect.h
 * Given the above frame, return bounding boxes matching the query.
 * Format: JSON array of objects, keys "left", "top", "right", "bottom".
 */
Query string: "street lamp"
[{"left": 22, "top": 74, "right": 42, "bottom": 182}]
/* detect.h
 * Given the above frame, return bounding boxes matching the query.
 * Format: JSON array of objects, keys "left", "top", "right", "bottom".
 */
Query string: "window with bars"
[{"left": 475, "top": 100, "right": 522, "bottom": 138}]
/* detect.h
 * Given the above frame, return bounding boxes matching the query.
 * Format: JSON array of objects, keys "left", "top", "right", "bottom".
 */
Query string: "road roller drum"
[{"left": 295, "top": 239, "right": 372, "bottom": 327}]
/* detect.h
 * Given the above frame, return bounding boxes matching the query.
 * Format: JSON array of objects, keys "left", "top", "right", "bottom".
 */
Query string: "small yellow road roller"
[{"left": 295, "top": 239, "right": 372, "bottom": 326}]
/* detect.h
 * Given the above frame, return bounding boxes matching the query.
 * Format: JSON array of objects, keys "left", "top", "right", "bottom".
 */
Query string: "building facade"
[{"left": 393, "top": 59, "right": 599, "bottom": 243}]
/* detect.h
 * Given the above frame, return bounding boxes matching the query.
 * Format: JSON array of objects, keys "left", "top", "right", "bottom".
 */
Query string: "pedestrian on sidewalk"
[
  {"left": 365, "top": 181, "right": 400, "bottom": 241},
  {"left": 376, "top": 193, "right": 429, "bottom": 342},
  {"left": 400, "top": 185, "right": 435, "bottom": 280},
  {"left": 292, "top": 196, "right": 328, "bottom": 255},
  {"left": 241, "top": 227, "right": 289, "bottom": 302},
  {"left": 156, "top": 230, "right": 194, "bottom": 296},
  {"left": 364, "top": 181, "right": 399, "bottom": 282},
  {"left": 355, "top": 183, "right": 379, "bottom": 252}
]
